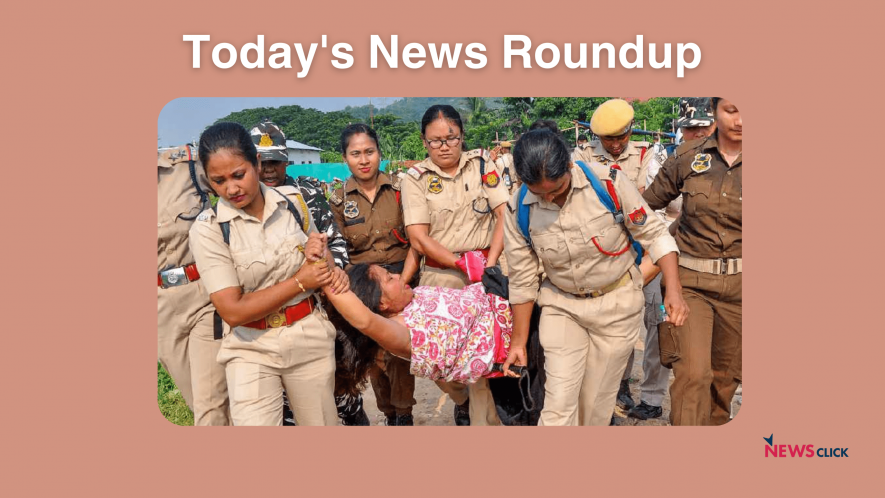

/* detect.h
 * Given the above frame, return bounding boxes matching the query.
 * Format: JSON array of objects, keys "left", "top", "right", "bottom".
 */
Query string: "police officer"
[
  {"left": 501, "top": 129, "right": 687, "bottom": 426},
  {"left": 401, "top": 105, "right": 510, "bottom": 426},
  {"left": 190, "top": 122, "right": 349, "bottom": 426},
  {"left": 329, "top": 123, "right": 420, "bottom": 426},
  {"left": 249, "top": 120, "right": 371, "bottom": 426},
  {"left": 625, "top": 99, "right": 717, "bottom": 421},
  {"left": 158, "top": 144, "right": 231, "bottom": 425},
  {"left": 643, "top": 97, "right": 742, "bottom": 426},
  {"left": 575, "top": 99, "right": 652, "bottom": 194}
]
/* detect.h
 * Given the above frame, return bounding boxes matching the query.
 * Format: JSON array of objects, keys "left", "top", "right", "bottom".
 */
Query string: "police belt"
[
  {"left": 242, "top": 296, "right": 317, "bottom": 330},
  {"left": 425, "top": 248, "right": 490, "bottom": 270},
  {"left": 571, "top": 271, "right": 632, "bottom": 299},
  {"left": 678, "top": 254, "right": 742, "bottom": 275},
  {"left": 158, "top": 263, "right": 200, "bottom": 288}
]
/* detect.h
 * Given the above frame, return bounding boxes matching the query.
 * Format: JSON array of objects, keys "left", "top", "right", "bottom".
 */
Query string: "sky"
[{"left": 157, "top": 97, "right": 401, "bottom": 146}]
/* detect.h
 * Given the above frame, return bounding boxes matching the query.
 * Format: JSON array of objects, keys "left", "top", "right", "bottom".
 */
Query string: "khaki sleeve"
[
  {"left": 484, "top": 158, "right": 510, "bottom": 209},
  {"left": 503, "top": 194, "right": 542, "bottom": 305},
  {"left": 615, "top": 172, "right": 679, "bottom": 263},
  {"left": 573, "top": 147, "right": 593, "bottom": 165},
  {"left": 638, "top": 148, "right": 651, "bottom": 190},
  {"left": 189, "top": 216, "right": 240, "bottom": 295},
  {"left": 401, "top": 173, "right": 430, "bottom": 226},
  {"left": 643, "top": 154, "right": 682, "bottom": 211}
]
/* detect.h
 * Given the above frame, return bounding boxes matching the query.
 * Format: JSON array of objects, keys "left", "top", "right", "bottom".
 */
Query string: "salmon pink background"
[{"left": 4, "top": 0, "right": 882, "bottom": 495}]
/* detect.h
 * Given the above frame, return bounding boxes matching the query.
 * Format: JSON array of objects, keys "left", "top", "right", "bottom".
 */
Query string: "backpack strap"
[
  {"left": 575, "top": 161, "right": 643, "bottom": 265},
  {"left": 516, "top": 184, "right": 532, "bottom": 248},
  {"left": 212, "top": 188, "right": 310, "bottom": 246},
  {"left": 177, "top": 145, "right": 211, "bottom": 221}
]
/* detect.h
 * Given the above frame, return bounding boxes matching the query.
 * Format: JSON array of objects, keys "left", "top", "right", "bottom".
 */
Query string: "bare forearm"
[
  {"left": 487, "top": 205, "right": 506, "bottom": 266},
  {"left": 401, "top": 247, "right": 420, "bottom": 284},
  {"left": 211, "top": 278, "right": 305, "bottom": 328},
  {"left": 510, "top": 301, "right": 534, "bottom": 349},
  {"left": 406, "top": 226, "right": 459, "bottom": 269},
  {"left": 656, "top": 252, "right": 682, "bottom": 293}
]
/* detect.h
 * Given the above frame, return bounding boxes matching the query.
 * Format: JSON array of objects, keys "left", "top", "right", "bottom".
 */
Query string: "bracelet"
[{"left": 294, "top": 277, "right": 306, "bottom": 293}]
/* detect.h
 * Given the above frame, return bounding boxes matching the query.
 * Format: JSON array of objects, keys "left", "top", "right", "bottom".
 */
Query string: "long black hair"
[
  {"left": 512, "top": 129, "right": 572, "bottom": 185},
  {"left": 325, "top": 263, "right": 384, "bottom": 397},
  {"left": 197, "top": 122, "right": 259, "bottom": 171}
]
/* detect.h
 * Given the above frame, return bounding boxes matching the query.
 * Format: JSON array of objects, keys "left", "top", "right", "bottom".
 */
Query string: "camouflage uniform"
[{"left": 251, "top": 121, "right": 365, "bottom": 426}]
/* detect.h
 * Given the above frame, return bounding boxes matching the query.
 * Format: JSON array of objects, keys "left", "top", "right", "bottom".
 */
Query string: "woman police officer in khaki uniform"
[
  {"left": 189, "top": 122, "right": 349, "bottom": 426},
  {"left": 401, "top": 105, "right": 510, "bottom": 426},
  {"left": 501, "top": 129, "right": 688, "bottom": 426},
  {"left": 157, "top": 144, "right": 231, "bottom": 425},
  {"left": 329, "top": 123, "right": 420, "bottom": 426}
]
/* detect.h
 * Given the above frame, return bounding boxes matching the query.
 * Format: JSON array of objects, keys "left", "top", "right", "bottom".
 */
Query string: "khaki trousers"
[
  {"left": 621, "top": 274, "right": 670, "bottom": 406},
  {"left": 659, "top": 267, "right": 742, "bottom": 426},
  {"left": 420, "top": 266, "right": 502, "bottom": 426},
  {"left": 219, "top": 307, "right": 338, "bottom": 426},
  {"left": 537, "top": 268, "right": 643, "bottom": 426},
  {"left": 370, "top": 352, "right": 416, "bottom": 416},
  {"left": 157, "top": 282, "right": 230, "bottom": 426}
]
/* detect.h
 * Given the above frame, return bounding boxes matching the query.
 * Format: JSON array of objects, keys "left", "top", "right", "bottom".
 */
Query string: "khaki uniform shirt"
[
  {"left": 189, "top": 183, "right": 317, "bottom": 305},
  {"left": 505, "top": 162, "right": 679, "bottom": 305},
  {"left": 643, "top": 135, "right": 742, "bottom": 259},
  {"left": 158, "top": 145, "right": 210, "bottom": 271},
  {"left": 402, "top": 150, "right": 509, "bottom": 253},
  {"left": 574, "top": 140, "right": 652, "bottom": 190},
  {"left": 329, "top": 173, "right": 409, "bottom": 266}
]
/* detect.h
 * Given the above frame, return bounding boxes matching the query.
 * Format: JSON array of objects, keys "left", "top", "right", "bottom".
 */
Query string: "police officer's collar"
[
  {"left": 422, "top": 151, "right": 474, "bottom": 179},
  {"left": 520, "top": 164, "right": 591, "bottom": 207},
  {"left": 215, "top": 182, "right": 291, "bottom": 223},
  {"left": 344, "top": 172, "right": 391, "bottom": 194},
  {"left": 591, "top": 140, "right": 640, "bottom": 161},
  {"left": 703, "top": 132, "right": 742, "bottom": 166}
]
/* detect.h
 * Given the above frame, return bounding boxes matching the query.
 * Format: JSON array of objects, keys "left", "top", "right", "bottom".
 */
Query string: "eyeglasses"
[{"left": 425, "top": 137, "right": 462, "bottom": 149}]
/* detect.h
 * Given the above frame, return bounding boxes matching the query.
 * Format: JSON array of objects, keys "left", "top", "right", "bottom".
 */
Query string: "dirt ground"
[{"left": 360, "top": 323, "right": 742, "bottom": 426}]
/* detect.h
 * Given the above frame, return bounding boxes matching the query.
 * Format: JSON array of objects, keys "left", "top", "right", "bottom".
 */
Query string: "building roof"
[{"left": 286, "top": 140, "right": 323, "bottom": 152}]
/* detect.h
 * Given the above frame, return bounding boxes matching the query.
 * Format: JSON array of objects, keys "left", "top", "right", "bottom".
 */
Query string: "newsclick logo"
[{"left": 763, "top": 434, "right": 848, "bottom": 458}]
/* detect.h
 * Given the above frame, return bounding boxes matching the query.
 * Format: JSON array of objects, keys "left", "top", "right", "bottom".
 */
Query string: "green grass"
[{"left": 158, "top": 362, "right": 194, "bottom": 426}]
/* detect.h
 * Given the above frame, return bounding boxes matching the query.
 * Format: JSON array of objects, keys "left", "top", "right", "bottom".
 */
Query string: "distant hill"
[{"left": 344, "top": 97, "right": 504, "bottom": 123}]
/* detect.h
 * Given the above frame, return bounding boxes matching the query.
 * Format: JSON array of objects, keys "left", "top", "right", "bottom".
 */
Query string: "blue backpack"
[{"left": 516, "top": 160, "right": 643, "bottom": 265}]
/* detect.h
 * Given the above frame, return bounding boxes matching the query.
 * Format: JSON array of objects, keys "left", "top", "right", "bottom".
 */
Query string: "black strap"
[
  {"left": 489, "top": 364, "right": 535, "bottom": 412},
  {"left": 212, "top": 189, "right": 306, "bottom": 245},
  {"left": 213, "top": 310, "right": 224, "bottom": 340},
  {"left": 178, "top": 159, "right": 210, "bottom": 221}
]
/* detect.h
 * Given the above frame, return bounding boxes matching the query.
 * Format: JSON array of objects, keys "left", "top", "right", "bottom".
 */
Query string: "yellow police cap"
[
  {"left": 500, "top": 141, "right": 512, "bottom": 148},
  {"left": 590, "top": 99, "right": 634, "bottom": 136}
]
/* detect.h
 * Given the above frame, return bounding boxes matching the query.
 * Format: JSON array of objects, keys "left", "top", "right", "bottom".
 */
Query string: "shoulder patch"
[
  {"left": 329, "top": 191, "right": 343, "bottom": 205},
  {"left": 274, "top": 184, "right": 300, "bottom": 197},
  {"left": 158, "top": 144, "right": 195, "bottom": 168},
  {"left": 391, "top": 173, "right": 402, "bottom": 191},
  {"left": 464, "top": 149, "right": 484, "bottom": 160},
  {"left": 196, "top": 209, "right": 214, "bottom": 223},
  {"left": 407, "top": 165, "right": 425, "bottom": 180}
]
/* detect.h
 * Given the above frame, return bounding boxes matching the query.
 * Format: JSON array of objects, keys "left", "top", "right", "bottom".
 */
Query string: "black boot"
[
  {"left": 616, "top": 379, "right": 635, "bottom": 410},
  {"left": 628, "top": 401, "right": 663, "bottom": 420},
  {"left": 396, "top": 414, "right": 414, "bottom": 426},
  {"left": 384, "top": 414, "right": 398, "bottom": 426},
  {"left": 454, "top": 400, "right": 470, "bottom": 426}
]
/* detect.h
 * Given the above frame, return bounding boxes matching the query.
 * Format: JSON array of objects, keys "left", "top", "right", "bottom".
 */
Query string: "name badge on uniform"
[
  {"left": 427, "top": 175, "right": 444, "bottom": 194},
  {"left": 343, "top": 200, "right": 359, "bottom": 219},
  {"left": 691, "top": 153, "right": 712, "bottom": 173},
  {"left": 483, "top": 170, "right": 500, "bottom": 188}
]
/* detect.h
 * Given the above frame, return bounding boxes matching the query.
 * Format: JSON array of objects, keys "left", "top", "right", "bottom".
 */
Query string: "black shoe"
[
  {"left": 396, "top": 414, "right": 414, "bottom": 426},
  {"left": 342, "top": 406, "right": 370, "bottom": 426},
  {"left": 454, "top": 400, "right": 471, "bottom": 426},
  {"left": 628, "top": 401, "right": 663, "bottom": 420},
  {"left": 384, "top": 414, "right": 398, "bottom": 426},
  {"left": 617, "top": 380, "right": 635, "bottom": 410}
]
